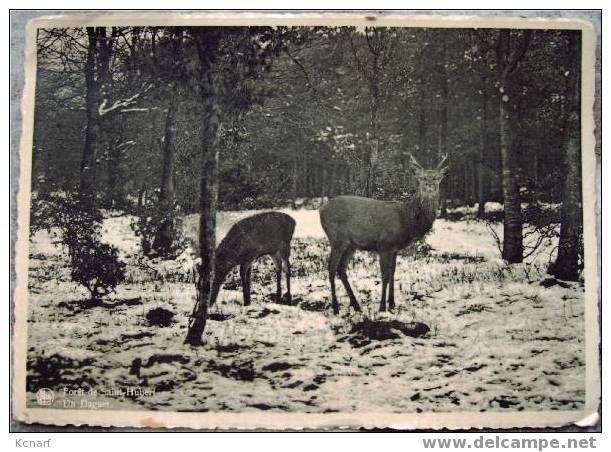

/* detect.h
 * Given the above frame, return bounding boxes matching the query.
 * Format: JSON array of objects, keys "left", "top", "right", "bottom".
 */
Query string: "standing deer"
[
  {"left": 208, "top": 212, "right": 295, "bottom": 307},
  {"left": 319, "top": 154, "right": 448, "bottom": 314}
]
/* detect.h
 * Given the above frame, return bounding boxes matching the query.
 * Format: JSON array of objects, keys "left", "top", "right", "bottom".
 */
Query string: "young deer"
[
  {"left": 319, "top": 154, "right": 448, "bottom": 314},
  {"left": 208, "top": 212, "right": 295, "bottom": 307}
]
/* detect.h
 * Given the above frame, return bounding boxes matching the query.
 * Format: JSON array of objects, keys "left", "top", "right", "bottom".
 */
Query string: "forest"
[
  {"left": 25, "top": 25, "right": 587, "bottom": 413},
  {"left": 33, "top": 26, "right": 582, "bottom": 205}
]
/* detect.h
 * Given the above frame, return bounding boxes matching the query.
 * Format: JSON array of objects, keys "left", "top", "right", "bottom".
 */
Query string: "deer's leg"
[
  {"left": 388, "top": 253, "right": 397, "bottom": 311},
  {"left": 283, "top": 254, "right": 292, "bottom": 302},
  {"left": 273, "top": 252, "right": 283, "bottom": 302},
  {"left": 328, "top": 245, "right": 346, "bottom": 315},
  {"left": 209, "top": 267, "right": 224, "bottom": 307},
  {"left": 246, "top": 264, "right": 252, "bottom": 305},
  {"left": 378, "top": 251, "right": 392, "bottom": 312},
  {"left": 240, "top": 263, "right": 252, "bottom": 306},
  {"left": 338, "top": 248, "right": 361, "bottom": 312}
]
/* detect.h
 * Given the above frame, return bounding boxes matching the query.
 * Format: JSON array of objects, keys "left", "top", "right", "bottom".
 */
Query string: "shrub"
[
  {"left": 31, "top": 192, "right": 126, "bottom": 300},
  {"left": 69, "top": 240, "right": 126, "bottom": 300},
  {"left": 485, "top": 201, "right": 561, "bottom": 262},
  {"left": 130, "top": 200, "right": 186, "bottom": 258},
  {"left": 146, "top": 307, "right": 175, "bottom": 327}
]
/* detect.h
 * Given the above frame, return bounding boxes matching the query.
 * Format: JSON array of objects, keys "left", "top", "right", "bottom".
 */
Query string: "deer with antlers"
[{"left": 319, "top": 153, "right": 448, "bottom": 314}]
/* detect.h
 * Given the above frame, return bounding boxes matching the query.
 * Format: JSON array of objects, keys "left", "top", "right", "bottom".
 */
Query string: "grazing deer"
[
  {"left": 208, "top": 212, "right": 295, "bottom": 307},
  {"left": 319, "top": 154, "right": 448, "bottom": 314}
]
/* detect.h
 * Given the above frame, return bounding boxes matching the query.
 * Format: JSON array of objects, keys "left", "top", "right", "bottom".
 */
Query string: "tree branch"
[
  {"left": 98, "top": 83, "right": 154, "bottom": 116},
  {"left": 502, "top": 30, "right": 533, "bottom": 78}
]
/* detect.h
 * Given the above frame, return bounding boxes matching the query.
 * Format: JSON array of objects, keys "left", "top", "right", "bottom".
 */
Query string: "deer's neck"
[
  {"left": 402, "top": 194, "right": 438, "bottom": 237},
  {"left": 417, "top": 194, "right": 439, "bottom": 224}
]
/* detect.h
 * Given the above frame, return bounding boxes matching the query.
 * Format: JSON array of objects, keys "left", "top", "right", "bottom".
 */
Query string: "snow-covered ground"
[{"left": 25, "top": 209, "right": 584, "bottom": 413}]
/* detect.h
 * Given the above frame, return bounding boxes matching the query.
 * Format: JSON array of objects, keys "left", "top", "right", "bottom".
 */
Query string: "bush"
[
  {"left": 130, "top": 200, "right": 186, "bottom": 258},
  {"left": 146, "top": 307, "right": 175, "bottom": 327},
  {"left": 31, "top": 192, "right": 126, "bottom": 300},
  {"left": 69, "top": 241, "right": 126, "bottom": 300},
  {"left": 485, "top": 201, "right": 562, "bottom": 261}
]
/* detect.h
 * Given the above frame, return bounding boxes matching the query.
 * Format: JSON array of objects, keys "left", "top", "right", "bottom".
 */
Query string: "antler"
[
  {"left": 436, "top": 153, "right": 449, "bottom": 169},
  {"left": 409, "top": 153, "right": 424, "bottom": 170}
]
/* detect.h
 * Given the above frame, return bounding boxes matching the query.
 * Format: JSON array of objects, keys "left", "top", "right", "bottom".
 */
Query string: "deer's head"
[{"left": 409, "top": 154, "right": 448, "bottom": 200}]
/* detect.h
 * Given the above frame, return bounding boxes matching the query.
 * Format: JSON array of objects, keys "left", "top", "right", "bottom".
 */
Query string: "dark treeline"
[
  {"left": 33, "top": 27, "right": 578, "bottom": 211},
  {"left": 31, "top": 26, "right": 583, "bottom": 343}
]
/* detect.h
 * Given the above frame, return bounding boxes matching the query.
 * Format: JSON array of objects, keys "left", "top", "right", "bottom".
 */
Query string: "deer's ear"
[{"left": 439, "top": 166, "right": 448, "bottom": 177}]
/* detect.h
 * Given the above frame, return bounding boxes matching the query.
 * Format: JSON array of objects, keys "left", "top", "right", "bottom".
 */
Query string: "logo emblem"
[{"left": 36, "top": 388, "right": 55, "bottom": 406}]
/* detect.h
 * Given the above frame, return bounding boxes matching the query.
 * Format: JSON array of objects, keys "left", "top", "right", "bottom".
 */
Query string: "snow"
[
  {"left": 25, "top": 208, "right": 584, "bottom": 414},
  {"left": 181, "top": 208, "right": 327, "bottom": 245},
  {"left": 98, "top": 84, "right": 153, "bottom": 117}
]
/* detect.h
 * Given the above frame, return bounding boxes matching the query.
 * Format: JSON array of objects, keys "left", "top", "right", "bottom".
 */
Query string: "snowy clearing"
[{"left": 26, "top": 209, "right": 584, "bottom": 413}]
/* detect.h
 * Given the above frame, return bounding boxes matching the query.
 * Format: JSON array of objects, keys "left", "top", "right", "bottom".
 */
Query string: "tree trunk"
[
  {"left": 463, "top": 164, "right": 470, "bottom": 205},
  {"left": 105, "top": 117, "right": 126, "bottom": 209},
  {"left": 159, "top": 94, "right": 177, "bottom": 207},
  {"left": 355, "top": 28, "right": 385, "bottom": 198},
  {"left": 302, "top": 150, "right": 308, "bottom": 198},
  {"left": 496, "top": 29, "right": 531, "bottom": 263},
  {"left": 106, "top": 140, "right": 122, "bottom": 208},
  {"left": 416, "top": 30, "right": 428, "bottom": 165},
  {"left": 137, "top": 182, "right": 146, "bottom": 208},
  {"left": 359, "top": 147, "right": 368, "bottom": 196},
  {"left": 366, "top": 138, "right": 378, "bottom": 197},
  {"left": 499, "top": 84, "right": 523, "bottom": 262},
  {"left": 549, "top": 32, "right": 582, "bottom": 281},
  {"left": 438, "top": 31, "right": 449, "bottom": 218},
  {"left": 80, "top": 28, "right": 102, "bottom": 199},
  {"left": 153, "top": 91, "right": 178, "bottom": 254},
  {"left": 292, "top": 146, "right": 298, "bottom": 208},
  {"left": 418, "top": 84, "right": 427, "bottom": 159},
  {"left": 471, "top": 158, "right": 477, "bottom": 205},
  {"left": 477, "top": 77, "right": 488, "bottom": 219},
  {"left": 366, "top": 58, "right": 380, "bottom": 198},
  {"left": 185, "top": 30, "right": 221, "bottom": 346},
  {"left": 329, "top": 160, "right": 337, "bottom": 197},
  {"left": 321, "top": 163, "right": 327, "bottom": 197}
]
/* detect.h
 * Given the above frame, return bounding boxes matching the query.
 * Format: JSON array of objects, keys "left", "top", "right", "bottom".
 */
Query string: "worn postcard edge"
[{"left": 12, "top": 12, "right": 600, "bottom": 430}]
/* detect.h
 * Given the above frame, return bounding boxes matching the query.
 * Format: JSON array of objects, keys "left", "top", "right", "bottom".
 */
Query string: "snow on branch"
[
  {"left": 117, "top": 140, "right": 136, "bottom": 150},
  {"left": 120, "top": 108, "right": 150, "bottom": 113},
  {"left": 98, "top": 83, "right": 154, "bottom": 117}
]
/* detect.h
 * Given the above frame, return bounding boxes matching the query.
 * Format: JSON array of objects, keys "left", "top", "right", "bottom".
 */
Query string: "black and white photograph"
[{"left": 12, "top": 12, "right": 599, "bottom": 430}]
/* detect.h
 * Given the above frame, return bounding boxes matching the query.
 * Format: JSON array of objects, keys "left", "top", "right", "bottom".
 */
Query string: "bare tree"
[
  {"left": 184, "top": 26, "right": 286, "bottom": 344},
  {"left": 80, "top": 27, "right": 152, "bottom": 200},
  {"left": 153, "top": 29, "right": 184, "bottom": 253},
  {"left": 495, "top": 29, "right": 532, "bottom": 263},
  {"left": 79, "top": 27, "right": 104, "bottom": 198},
  {"left": 437, "top": 31, "right": 449, "bottom": 217},
  {"left": 549, "top": 31, "right": 582, "bottom": 281},
  {"left": 348, "top": 27, "right": 395, "bottom": 197},
  {"left": 477, "top": 74, "right": 489, "bottom": 219},
  {"left": 185, "top": 28, "right": 223, "bottom": 346}
]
